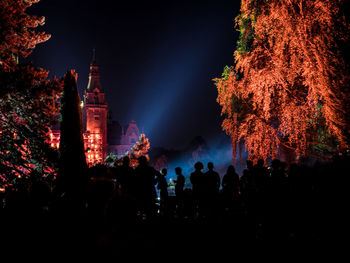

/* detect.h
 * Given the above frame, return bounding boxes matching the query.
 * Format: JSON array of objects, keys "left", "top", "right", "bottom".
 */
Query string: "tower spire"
[
  {"left": 92, "top": 48, "right": 96, "bottom": 64},
  {"left": 87, "top": 49, "right": 102, "bottom": 91},
  {"left": 83, "top": 50, "right": 108, "bottom": 163}
]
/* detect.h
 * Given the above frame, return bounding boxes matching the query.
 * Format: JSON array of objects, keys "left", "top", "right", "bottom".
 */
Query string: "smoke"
[{"left": 150, "top": 135, "right": 249, "bottom": 188}]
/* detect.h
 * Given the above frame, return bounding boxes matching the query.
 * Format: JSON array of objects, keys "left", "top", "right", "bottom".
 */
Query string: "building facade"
[{"left": 50, "top": 54, "right": 140, "bottom": 166}]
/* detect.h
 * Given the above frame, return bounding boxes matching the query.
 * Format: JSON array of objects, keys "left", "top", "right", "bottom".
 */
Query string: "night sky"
[{"left": 29, "top": 0, "right": 241, "bottom": 149}]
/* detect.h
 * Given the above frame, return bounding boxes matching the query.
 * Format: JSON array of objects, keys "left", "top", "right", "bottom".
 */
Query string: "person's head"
[
  {"left": 280, "top": 162, "right": 287, "bottom": 171},
  {"left": 122, "top": 156, "right": 130, "bottom": 166},
  {"left": 246, "top": 160, "right": 253, "bottom": 169},
  {"left": 257, "top": 158, "right": 264, "bottom": 167},
  {"left": 194, "top": 161, "right": 204, "bottom": 171},
  {"left": 243, "top": 169, "right": 249, "bottom": 177},
  {"left": 175, "top": 167, "right": 182, "bottom": 175},
  {"left": 161, "top": 168, "right": 167, "bottom": 176},
  {"left": 227, "top": 165, "right": 235, "bottom": 174},
  {"left": 271, "top": 159, "right": 281, "bottom": 169},
  {"left": 138, "top": 155, "right": 148, "bottom": 166},
  {"left": 207, "top": 162, "right": 214, "bottom": 170}
]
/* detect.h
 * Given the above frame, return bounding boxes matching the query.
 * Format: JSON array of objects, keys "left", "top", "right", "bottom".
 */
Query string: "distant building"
[{"left": 50, "top": 53, "right": 140, "bottom": 166}]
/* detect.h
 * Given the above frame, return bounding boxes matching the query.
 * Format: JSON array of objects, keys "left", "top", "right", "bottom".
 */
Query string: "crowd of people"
[{"left": 0, "top": 154, "right": 347, "bottom": 254}]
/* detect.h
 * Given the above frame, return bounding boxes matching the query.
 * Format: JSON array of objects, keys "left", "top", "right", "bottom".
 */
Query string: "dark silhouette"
[
  {"left": 86, "top": 165, "right": 115, "bottom": 225},
  {"left": 222, "top": 165, "right": 240, "bottom": 197},
  {"left": 205, "top": 162, "right": 221, "bottom": 194},
  {"left": 56, "top": 70, "right": 88, "bottom": 213},
  {"left": 239, "top": 160, "right": 255, "bottom": 220},
  {"left": 253, "top": 158, "right": 269, "bottom": 194},
  {"left": 157, "top": 168, "right": 169, "bottom": 215},
  {"left": 240, "top": 160, "right": 254, "bottom": 195},
  {"left": 2, "top": 154, "right": 349, "bottom": 253},
  {"left": 182, "top": 188, "right": 195, "bottom": 219},
  {"left": 220, "top": 165, "right": 241, "bottom": 219},
  {"left": 203, "top": 162, "right": 221, "bottom": 218},
  {"left": 174, "top": 167, "right": 185, "bottom": 216},
  {"left": 116, "top": 156, "right": 135, "bottom": 197},
  {"left": 134, "top": 156, "right": 158, "bottom": 219},
  {"left": 190, "top": 161, "right": 204, "bottom": 217}
]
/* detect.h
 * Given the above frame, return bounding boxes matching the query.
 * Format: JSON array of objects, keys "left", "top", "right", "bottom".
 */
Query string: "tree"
[
  {"left": 215, "top": 0, "right": 350, "bottom": 163},
  {"left": 0, "top": 0, "right": 61, "bottom": 189},
  {"left": 113, "top": 134, "right": 151, "bottom": 167},
  {"left": 104, "top": 152, "right": 118, "bottom": 167},
  {"left": 128, "top": 133, "right": 150, "bottom": 167},
  {"left": 58, "top": 70, "right": 87, "bottom": 176},
  {"left": 129, "top": 134, "right": 150, "bottom": 158},
  {"left": 0, "top": 0, "right": 50, "bottom": 72}
]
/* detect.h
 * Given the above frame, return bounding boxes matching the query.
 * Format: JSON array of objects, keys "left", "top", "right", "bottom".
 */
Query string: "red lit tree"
[
  {"left": 106, "top": 134, "right": 151, "bottom": 168},
  {"left": 215, "top": 0, "right": 350, "bottom": 163},
  {"left": 0, "top": 0, "right": 51, "bottom": 72},
  {"left": 0, "top": 0, "right": 61, "bottom": 188},
  {"left": 128, "top": 133, "right": 151, "bottom": 167}
]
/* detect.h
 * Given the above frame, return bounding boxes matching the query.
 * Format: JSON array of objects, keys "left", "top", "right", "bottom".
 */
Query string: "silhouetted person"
[
  {"left": 221, "top": 165, "right": 240, "bottom": 210},
  {"left": 203, "top": 162, "right": 221, "bottom": 217},
  {"left": 239, "top": 160, "right": 254, "bottom": 212},
  {"left": 269, "top": 159, "right": 284, "bottom": 189},
  {"left": 253, "top": 158, "right": 268, "bottom": 194},
  {"left": 116, "top": 156, "right": 135, "bottom": 197},
  {"left": 265, "top": 159, "right": 289, "bottom": 240},
  {"left": 157, "top": 168, "right": 168, "bottom": 215},
  {"left": 174, "top": 167, "right": 185, "bottom": 216},
  {"left": 105, "top": 187, "right": 137, "bottom": 231},
  {"left": 190, "top": 161, "right": 204, "bottom": 217},
  {"left": 205, "top": 162, "right": 221, "bottom": 194},
  {"left": 240, "top": 160, "right": 254, "bottom": 195},
  {"left": 134, "top": 155, "right": 158, "bottom": 219},
  {"left": 222, "top": 165, "right": 239, "bottom": 196},
  {"left": 86, "top": 165, "right": 115, "bottom": 226}
]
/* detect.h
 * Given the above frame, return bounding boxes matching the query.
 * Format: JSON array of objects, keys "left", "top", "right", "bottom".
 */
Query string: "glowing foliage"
[
  {"left": 107, "top": 134, "right": 151, "bottom": 168},
  {"left": 0, "top": 0, "right": 61, "bottom": 187},
  {"left": 0, "top": 0, "right": 51, "bottom": 71},
  {"left": 129, "top": 134, "right": 150, "bottom": 161},
  {"left": 215, "top": 0, "right": 350, "bottom": 162},
  {"left": 125, "top": 134, "right": 151, "bottom": 167}
]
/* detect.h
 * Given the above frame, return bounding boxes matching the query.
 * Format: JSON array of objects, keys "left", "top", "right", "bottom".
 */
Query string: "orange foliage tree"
[
  {"left": 0, "top": 0, "right": 51, "bottom": 71},
  {"left": 0, "top": 0, "right": 61, "bottom": 188},
  {"left": 215, "top": 0, "right": 350, "bottom": 163},
  {"left": 106, "top": 134, "right": 151, "bottom": 168},
  {"left": 127, "top": 133, "right": 151, "bottom": 167}
]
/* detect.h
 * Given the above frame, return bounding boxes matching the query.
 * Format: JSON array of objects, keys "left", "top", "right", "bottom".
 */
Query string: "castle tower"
[{"left": 83, "top": 50, "right": 108, "bottom": 163}]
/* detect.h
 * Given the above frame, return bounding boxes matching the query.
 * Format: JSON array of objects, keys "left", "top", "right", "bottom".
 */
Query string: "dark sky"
[{"left": 29, "top": 0, "right": 241, "bottom": 149}]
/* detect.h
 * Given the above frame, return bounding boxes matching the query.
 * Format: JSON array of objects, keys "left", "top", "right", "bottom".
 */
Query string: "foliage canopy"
[{"left": 215, "top": 0, "right": 350, "bottom": 163}]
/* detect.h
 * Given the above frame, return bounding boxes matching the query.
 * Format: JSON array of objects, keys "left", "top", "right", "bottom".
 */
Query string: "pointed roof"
[
  {"left": 86, "top": 49, "right": 103, "bottom": 92},
  {"left": 91, "top": 48, "right": 96, "bottom": 65}
]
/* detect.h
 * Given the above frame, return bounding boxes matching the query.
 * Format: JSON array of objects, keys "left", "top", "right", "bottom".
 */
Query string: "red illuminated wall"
[{"left": 83, "top": 58, "right": 108, "bottom": 163}]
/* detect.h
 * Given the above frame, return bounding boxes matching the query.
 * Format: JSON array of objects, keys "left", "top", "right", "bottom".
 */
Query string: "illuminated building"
[
  {"left": 50, "top": 52, "right": 140, "bottom": 166},
  {"left": 82, "top": 52, "right": 108, "bottom": 165}
]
